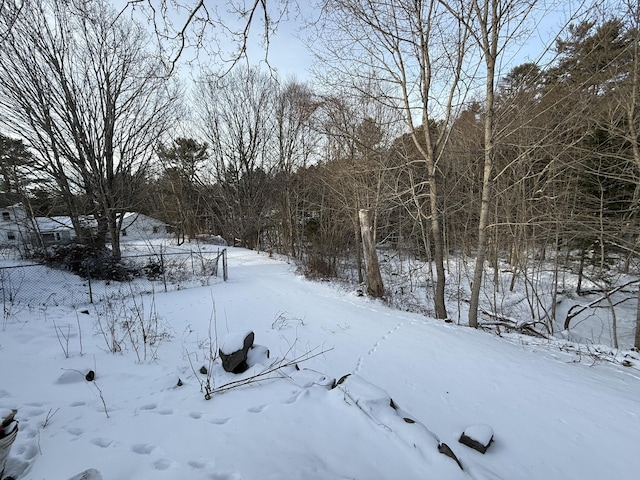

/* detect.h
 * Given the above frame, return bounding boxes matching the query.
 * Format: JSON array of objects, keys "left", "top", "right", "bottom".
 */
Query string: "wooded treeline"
[{"left": 1, "top": 0, "right": 639, "bottom": 347}]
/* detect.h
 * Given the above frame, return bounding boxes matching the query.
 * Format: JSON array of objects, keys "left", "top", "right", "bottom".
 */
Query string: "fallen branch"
[
  {"left": 479, "top": 309, "right": 550, "bottom": 339},
  {"left": 205, "top": 346, "right": 333, "bottom": 399},
  {"left": 564, "top": 279, "right": 640, "bottom": 331}
]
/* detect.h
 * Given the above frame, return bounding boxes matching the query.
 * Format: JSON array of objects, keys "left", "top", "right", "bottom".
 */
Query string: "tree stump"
[{"left": 359, "top": 209, "right": 384, "bottom": 298}]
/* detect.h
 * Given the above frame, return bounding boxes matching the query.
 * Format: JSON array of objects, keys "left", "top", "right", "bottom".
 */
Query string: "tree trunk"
[
  {"left": 635, "top": 285, "right": 640, "bottom": 350},
  {"left": 359, "top": 209, "right": 384, "bottom": 298},
  {"left": 429, "top": 192, "right": 448, "bottom": 319},
  {"left": 468, "top": 0, "right": 498, "bottom": 328}
]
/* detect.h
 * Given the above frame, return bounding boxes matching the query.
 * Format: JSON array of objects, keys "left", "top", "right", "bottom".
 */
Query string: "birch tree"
[
  {"left": 442, "top": 0, "right": 538, "bottom": 327},
  {"left": 315, "top": 0, "right": 473, "bottom": 319}
]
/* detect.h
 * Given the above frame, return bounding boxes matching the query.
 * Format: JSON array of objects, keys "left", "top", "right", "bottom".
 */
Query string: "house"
[
  {"left": 0, "top": 201, "right": 168, "bottom": 249},
  {"left": 118, "top": 212, "right": 170, "bottom": 241},
  {"left": 0, "top": 201, "right": 31, "bottom": 247},
  {"left": 31, "top": 216, "right": 76, "bottom": 246}
]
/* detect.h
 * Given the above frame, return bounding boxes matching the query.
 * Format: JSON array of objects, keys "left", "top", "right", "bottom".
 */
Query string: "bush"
[
  {"left": 301, "top": 255, "right": 335, "bottom": 279},
  {"left": 47, "top": 243, "right": 138, "bottom": 281},
  {"left": 143, "top": 260, "right": 163, "bottom": 280}
]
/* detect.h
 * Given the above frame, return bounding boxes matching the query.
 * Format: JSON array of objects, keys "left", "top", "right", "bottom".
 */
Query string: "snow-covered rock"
[
  {"left": 459, "top": 424, "right": 494, "bottom": 454},
  {"left": 219, "top": 330, "right": 255, "bottom": 373},
  {"left": 333, "top": 375, "right": 442, "bottom": 460},
  {"left": 246, "top": 344, "right": 270, "bottom": 368},
  {"left": 289, "top": 368, "right": 335, "bottom": 390}
]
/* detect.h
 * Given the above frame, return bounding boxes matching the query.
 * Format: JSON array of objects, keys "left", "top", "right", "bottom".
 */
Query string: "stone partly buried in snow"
[
  {"left": 334, "top": 374, "right": 464, "bottom": 472},
  {"left": 459, "top": 424, "right": 494, "bottom": 454},
  {"left": 219, "top": 330, "right": 255, "bottom": 373}
]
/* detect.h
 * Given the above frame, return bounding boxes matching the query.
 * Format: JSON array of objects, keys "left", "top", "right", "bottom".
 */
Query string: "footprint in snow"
[
  {"left": 132, "top": 444, "right": 155, "bottom": 455},
  {"left": 189, "top": 411, "right": 202, "bottom": 419},
  {"left": 247, "top": 404, "right": 267, "bottom": 413},
  {"left": 153, "top": 458, "right": 173, "bottom": 471},
  {"left": 139, "top": 403, "right": 157, "bottom": 411},
  {"left": 209, "top": 471, "right": 243, "bottom": 480},
  {"left": 91, "top": 438, "right": 112, "bottom": 448},
  {"left": 209, "top": 417, "right": 230, "bottom": 425},
  {"left": 188, "top": 460, "right": 215, "bottom": 469},
  {"left": 24, "top": 407, "right": 46, "bottom": 417},
  {"left": 354, "top": 323, "right": 404, "bottom": 375},
  {"left": 12, "top": 440, "right": 39, "bottom": 461},
  {"left": 283, "top": 389, "right": 308, "bottom": 404},
  {"left": 67, "top": 427, "right": 83, "bottom": 436}
]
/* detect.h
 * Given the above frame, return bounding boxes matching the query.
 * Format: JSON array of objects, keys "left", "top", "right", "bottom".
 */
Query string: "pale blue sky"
[{"left": 112, "top": 1, "right": 587, "bottom": 83}]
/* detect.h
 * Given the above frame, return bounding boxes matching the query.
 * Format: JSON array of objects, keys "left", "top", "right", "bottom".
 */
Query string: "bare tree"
[
  {"left": 441, "top": 0, "right": 539, "bottom": 327},
  {"left": 0, "top": 0, "right": 179, "bottom": 258},
  {"left": 196, "top": 66, "right": 277, "bottom": 249},
  {"left": 273, "top": 80, "right": 319, "bottom": 257},
  {"left": 314, "top": 0, "right": 474, "bottom": 319}
]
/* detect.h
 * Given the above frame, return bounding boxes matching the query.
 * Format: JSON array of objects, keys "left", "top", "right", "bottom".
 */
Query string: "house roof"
[
  {"left": 31, "top": 212, "right": 164, "bottom": 233},
  {"left": 119, "top": 212, "right": 168, "bottom": 230},
  {"left": 33, "top": 216, "right": 74, "bottom": 232}
]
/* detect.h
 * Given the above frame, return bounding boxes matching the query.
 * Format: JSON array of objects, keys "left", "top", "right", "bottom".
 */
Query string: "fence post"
[
  {"left": 160, "top": 245, "right": 167, "bottom": 292},
  {"left": 222, "top": 248, "right": 228, "bottom": 281},
  {"left": 87, "top": 263, "right": 93, "bottom": 304}
]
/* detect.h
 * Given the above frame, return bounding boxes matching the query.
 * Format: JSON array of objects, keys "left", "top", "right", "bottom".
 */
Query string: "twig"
[
  {"left": 42, "top": 408, "right": 60, "bottom": 429},
  {"left": 75, "top": 311, "right": 83, "bottom": 356},
  {"left": 92, "top": 381, "right": 110, "bottom": 418},
  {"left": 52, "top": 318, "right": 71, "bottom": 358},
  {"left": 62, "top": 367, "right": 110, "bottom": 418}
]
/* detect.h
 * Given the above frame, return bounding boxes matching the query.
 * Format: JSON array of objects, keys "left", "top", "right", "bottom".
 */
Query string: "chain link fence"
[{"left": 0, "top": 248, "right": 228, "bottom": 309}]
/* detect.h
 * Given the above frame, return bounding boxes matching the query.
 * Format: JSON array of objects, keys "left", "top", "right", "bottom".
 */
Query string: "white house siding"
[
  {"left": 119, "top": 213, "right": 169, "bottom": 241},
  {"left": 0, "top": 203, "right": 30, "bottom": 247}
]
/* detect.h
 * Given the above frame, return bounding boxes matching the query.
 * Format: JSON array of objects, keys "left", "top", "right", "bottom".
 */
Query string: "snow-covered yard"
[{"left": 1, "top": 246, "right": 639, "bottom": 479}]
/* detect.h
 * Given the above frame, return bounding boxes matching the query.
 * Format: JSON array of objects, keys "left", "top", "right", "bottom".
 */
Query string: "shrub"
[{"left": 47, "top": 243, "right": 138, "bottom": 281}]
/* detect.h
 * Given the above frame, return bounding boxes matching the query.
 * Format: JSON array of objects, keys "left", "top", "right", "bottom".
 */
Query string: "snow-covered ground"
[{"left": 1, "top": 246, "right": 639, "bottom": 479}]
